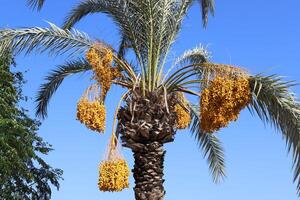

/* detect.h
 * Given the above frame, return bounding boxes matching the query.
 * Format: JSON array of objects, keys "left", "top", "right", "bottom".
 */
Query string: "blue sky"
[{"left": 1, "top": 0, "right": 300, "bottom": 199}]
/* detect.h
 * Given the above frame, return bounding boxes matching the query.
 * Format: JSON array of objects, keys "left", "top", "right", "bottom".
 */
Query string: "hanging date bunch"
[
  {"left": 77, "top": 84, "right": 106, "bottom": 133},
  {"left": 174, "top": 92, "right": 191, "bottom": 129},
  {"left": 98, "top": 134, "right": 130, "bottom": 192},
  {"left": 86, "top": 43, "right": 122, "bottom": 100},
  {"left": 200, "top": 63, "right": 251, "bottom": 133}
]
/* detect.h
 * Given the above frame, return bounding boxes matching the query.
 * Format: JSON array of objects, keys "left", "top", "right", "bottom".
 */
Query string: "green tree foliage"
[{"left": 0, "top": 53, "right": 62, "bottom": 200}]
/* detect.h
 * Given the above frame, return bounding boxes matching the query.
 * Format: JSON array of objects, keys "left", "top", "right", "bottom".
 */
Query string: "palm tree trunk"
[
  {"left": 132, "top": 142, "right": 165, "bottom": 200},
  {"left": 117, "top": 90, "right": 177, "bottom": 200}
]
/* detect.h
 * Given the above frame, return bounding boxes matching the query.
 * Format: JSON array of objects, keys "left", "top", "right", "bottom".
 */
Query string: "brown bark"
[
  {"left": 132, "top": 142, "right": 165, "bottom": 200},
  {"left": 117, "top": 90, "right": 177, "bottom": 200}
]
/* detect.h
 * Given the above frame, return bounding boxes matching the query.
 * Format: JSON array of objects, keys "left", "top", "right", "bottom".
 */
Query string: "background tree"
[
  {"left": 0, "top": 51, "right": 62, "bottom": 200},
  {"left": 0, "top": 1, "right": 299, "bottom": 200}
]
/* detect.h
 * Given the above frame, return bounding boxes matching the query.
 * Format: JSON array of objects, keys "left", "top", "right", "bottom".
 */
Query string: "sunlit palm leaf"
[
  {"left": 62, "top": 0, "right": 213, "bottom": 90},
  {"left": 175, "top": 45, "right": 211, "bottom": 67},
  {"left": 0, "top": 23, "right": 93, "bottom": 57},
  {"left": 164, "top": 51, "right": 212, "bottom": 93},
  {"left": 62, "top": 0, "right": 147, "bottom": 73},
  {"left": 249, "top": 74, "right": 300, "bottom": 196},
  {"left": 189, "top": 105, "right": 226, "bottom": 183},
  {"left": 36, "top": 59, "right": 91, "bottom": 119}
]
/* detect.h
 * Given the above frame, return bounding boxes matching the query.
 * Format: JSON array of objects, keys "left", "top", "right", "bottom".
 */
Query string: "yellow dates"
[
  {"left": 76, "top": 99, "right": 106, "bottom": 133},
  {"left": 98, "top": 159, "right": 130, "bottom": 192},
  {"left": 174, "top": 93, "right": 191, "bottom": 129},
  {"left": 174, "top": 104, "right": 191, "bottom": 129},
  {"left": 86, "top": 46, "right": 121, "bottom": 100},
  {"left": 200, "top": 76, "right": 251, "bottom": 133}
]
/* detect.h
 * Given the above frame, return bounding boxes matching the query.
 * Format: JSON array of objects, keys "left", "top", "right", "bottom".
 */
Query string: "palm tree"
[{"left": 1, "top": 1, "right": 300, "bottom": 199}]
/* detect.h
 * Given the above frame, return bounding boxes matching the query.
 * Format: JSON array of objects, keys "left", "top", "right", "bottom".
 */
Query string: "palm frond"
[
  {"left": 175, "top": 45, "right": 211, "bottom": 67},
  {"left": 189, "top": 104, "right": 226, "bottom": 183},
  {"left": 249, "top": 74, "right": 300, "bottom": 196},
  {"left": 62, "top": 0, "right": 147, "bottom": 72},
  {"left": 0, "top": 22, "right": 93, "bottom": 57},
  {"left": 164, "top": 65, "right": 197, "bottom": 87},
  {"left": 36, "top": 58, "right": 91, "bottom": 119},
  {"left": 117, "top": 35, "right": 131, "bottom": 59},
  {"left": 156, "top": 0, "right": 194, "bottom": 84},
  {"left": 61, "top": 0, "right": 214, "bottom": 91},
  {"left": 27, "top": 0, "right": 45, "bottom": 10},
  {"left": 164, "top": 59, "right": 214, "bottom": 92},
  {"left": 163, "top": 45, "right": 210, "bottom": 86},
  {"left": 199, "top": 0, "right": 215, "bottom": 27},
  {"left": 62, "top": 0, "right": 110, "bottom": 30},
  {"left": 179, "top": 0, "right": 214, "bottom": 27}
]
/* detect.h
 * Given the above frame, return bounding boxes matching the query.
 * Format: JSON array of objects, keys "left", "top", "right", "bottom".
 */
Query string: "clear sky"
[{"left": 1, "top": 1, "right": 300, "bottom": 200}]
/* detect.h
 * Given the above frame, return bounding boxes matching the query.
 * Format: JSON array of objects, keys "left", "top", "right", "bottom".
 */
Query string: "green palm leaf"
[
  {"left": 164, "top": 52, "right": 212, "bottom": 93},
  {"left": 62, "top": 0, "right": 214, "bottom": 91},
  {"left": 62, "top": 0, "right": 110, "bottom": 30},
  {"left": 117, "top": 35, "right": 131, "bottom": 59},
  {"left": 199, "top": 0, "right": 215, "bottom": 27},
  {"left": 36, "top": 59, "right": 91, "bottom": 119},
  {"left": 27, "top": 0, "right": 45, "bottom": 10},
  {"left": 249, "top": 74, "right": 300, "bottom": 196},
  {"left": 189, "top": 105, "right": 226, "bottom": 183},
  {"left": 0, "top": 23, "right": 93, "bottom": 57},
  {"left": 62, "top": 0, "right": 147, "bottom": 74}
]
